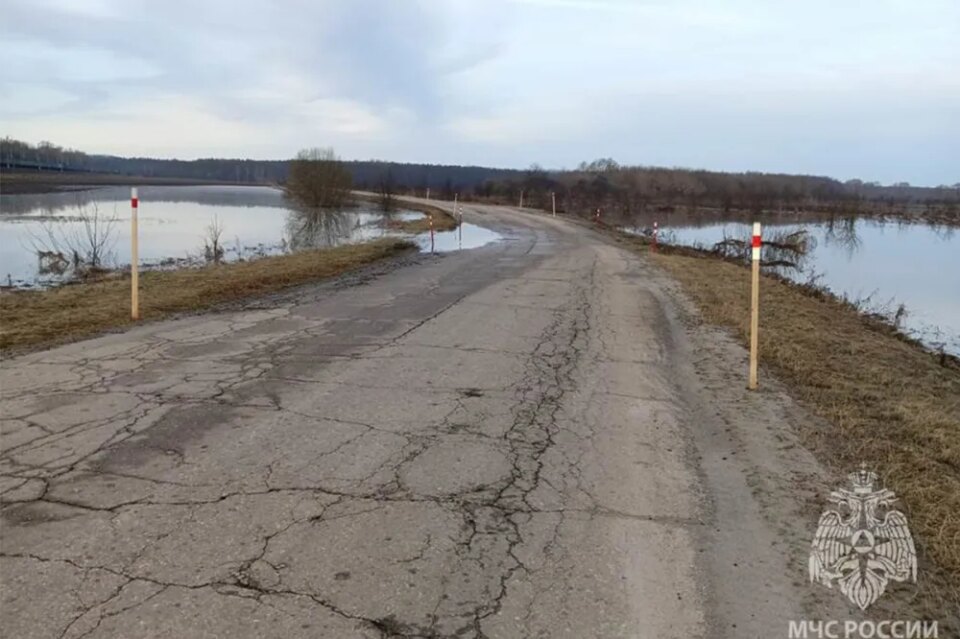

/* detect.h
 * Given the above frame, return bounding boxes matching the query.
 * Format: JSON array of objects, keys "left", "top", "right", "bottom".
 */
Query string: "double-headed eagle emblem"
[{"left": 809, "top": 466, "right": 917, "bottom": 610}]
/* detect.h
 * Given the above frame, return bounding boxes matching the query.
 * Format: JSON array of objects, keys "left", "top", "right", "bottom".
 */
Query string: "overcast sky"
[{"left": 2, "top": 0, "right": 957, "bottom": 184}]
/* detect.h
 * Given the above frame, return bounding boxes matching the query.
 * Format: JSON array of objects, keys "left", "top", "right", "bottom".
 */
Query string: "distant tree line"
[
  {"left": 3, "top": 138, "right": 957, "bottom": 219},
  {"left": 474, "top": 159, "right": 960, "bottom": 222},
  {"left": 0, "top": 137, "right": 522, "bottom": 193}
]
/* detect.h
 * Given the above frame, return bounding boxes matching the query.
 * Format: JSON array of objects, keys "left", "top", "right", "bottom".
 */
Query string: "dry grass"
[
  {"left": 386, "top": 208, "right": 459, "bottom": 234},
  {"left": 352, "top": 194, "right": 460, "bottom": 234},
  {"left": 0, "top": 238, "right": 414, "bottom": 354},
  {"left": 632, "top": 239, "right": 960, "bottom": 607}
]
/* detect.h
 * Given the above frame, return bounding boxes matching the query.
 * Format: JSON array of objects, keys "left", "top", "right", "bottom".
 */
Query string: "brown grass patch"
[
  {"left": 0, "top": 238, "right": 415, "bottom": 354},
  {"left": 353, "top": 194, "right": 459, "bottom": 233},
  {"left": 628, "top": 237, "right": 960, "bottom": 609},
  {"left": 385, "top": 211, "right": 458, "bottom": 234}
]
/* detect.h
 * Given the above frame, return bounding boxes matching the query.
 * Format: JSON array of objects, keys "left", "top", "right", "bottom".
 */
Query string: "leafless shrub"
[
  {"left": 30, "top": 202, "right": 118, "bottom": 278},
  {"left": 712, "top": 227, "right": 813, "bottom": 270},
  {"left": 377, "top": 164, "right": 396, "bottom": 212},
  {"left": 202, "top": 215, "right": 226, "bottom": 264},
  {"left": 284, "top": 147, "right": 352, "bottom": 209}
]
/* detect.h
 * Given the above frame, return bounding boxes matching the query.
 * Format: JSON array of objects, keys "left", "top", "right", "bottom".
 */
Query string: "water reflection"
[
  {"left": 628, "top": 217, "right": 960, "bottom": 356},
  {"left": 822, "top": 215, "right": 862, "bottom": 257},
  {"left": 285, "top": 207, "right": 364, "bottom": 252},
  {"left": 0, "top": 185, "right": 290, "bottom": 217},
  {"left": 0, "top": 185, "right": 503, "bottom": 289}
]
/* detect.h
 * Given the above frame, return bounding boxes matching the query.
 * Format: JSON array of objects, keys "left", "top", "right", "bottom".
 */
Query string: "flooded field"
[
  {"left": 0, "top": 185, "right": 499, "bottom": 288},
  {"left": 625, "top": 215, "right": 959, "bottom": 355}
]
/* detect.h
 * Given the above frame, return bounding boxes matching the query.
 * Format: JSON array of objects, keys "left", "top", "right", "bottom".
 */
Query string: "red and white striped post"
[
  {"left": 130, "top": 187, "right": 140, "bottom": 320},
  {"left": 748, "top": 222, "right": 762, "bottom": 390},
  {"left": 652, "top": 221, "right": 658, "bottom": 252}
]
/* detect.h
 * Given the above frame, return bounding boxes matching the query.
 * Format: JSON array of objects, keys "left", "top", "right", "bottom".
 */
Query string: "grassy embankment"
[
  {"left": 0, "top": 238, "right": 414, "bottom": 354},
  {"left": 353, "top": 193, "right": 460, "bottom": 233},
  {"left": 608, "top": 229, "right": 960, "bottom": 612}
]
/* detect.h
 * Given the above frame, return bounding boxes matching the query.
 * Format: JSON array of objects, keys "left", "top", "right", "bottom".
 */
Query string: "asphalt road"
[{"left": 0, "top": 202, "right": 837, "bottom": 637}]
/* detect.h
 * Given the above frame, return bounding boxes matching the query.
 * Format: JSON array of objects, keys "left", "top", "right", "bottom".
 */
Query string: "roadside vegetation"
[
  {"left": 608, "top": 229, "right": 960, "bottom": 615},
  {"left": 8, "top": 137, "right": 956, "bottom": 225},
  {"left": 0, "top": 238, "right": 414, "bottom": 354},
  {"left": 474, "top": 160, "right": 960, "bottom": 227},
  {"left": 351, "top": 192, "right": 459, "bottom": 234},
  {"left": 385, "top": 207, "right": 459, "bottom": 234},
  {"left": 284, "top": 147, "right": 352, "bottom": 208}
]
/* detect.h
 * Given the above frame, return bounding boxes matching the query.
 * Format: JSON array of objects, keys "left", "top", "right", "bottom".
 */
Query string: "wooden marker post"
[
  {"left": 551, "top": 192, "right": 556, "bottom": 216},
  {"left": 131, "top": 187, "right": 140, "bottom": 320},
  {"left": 455, "top": 193, "right": 462, "bottom": 248},
  {"left": 748, "top": 222, "right": 762, "bottom": 390},
  {"left": 652, "top": 221, "right": 658, "bottom": 252},
  {"left": 519, "top": 190, "right": 524, "bottom": 209},
  {"left": 429, "top": 214, "right": 435, "bottom": 254}
]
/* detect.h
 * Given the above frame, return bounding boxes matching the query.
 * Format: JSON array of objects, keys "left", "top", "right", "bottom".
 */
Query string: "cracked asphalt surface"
[{"left": 1, "top": 202, "right": 831, "bottom": 637}]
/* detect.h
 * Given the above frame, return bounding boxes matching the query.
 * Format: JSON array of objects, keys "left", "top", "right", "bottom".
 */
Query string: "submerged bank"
[{"left": 0, "top": 238, "right": 415, "bottom": 354}]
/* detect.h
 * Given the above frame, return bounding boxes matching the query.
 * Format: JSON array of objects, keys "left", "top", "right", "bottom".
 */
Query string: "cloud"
[{"left": 0, "top": 0, "right": 956, "bottom": 183}]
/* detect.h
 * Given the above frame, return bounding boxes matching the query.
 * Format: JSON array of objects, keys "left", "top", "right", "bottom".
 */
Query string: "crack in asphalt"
[{"left": 1, "top": 230, "right": 695, "bottom": 638}]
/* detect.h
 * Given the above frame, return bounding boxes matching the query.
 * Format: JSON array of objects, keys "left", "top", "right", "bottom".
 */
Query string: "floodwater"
[
  {"left": 625, "top": 216, "right": 959, "bottom": 355},
  {"left": 0, "top": 185, "right": 500, "bottom": 288}
]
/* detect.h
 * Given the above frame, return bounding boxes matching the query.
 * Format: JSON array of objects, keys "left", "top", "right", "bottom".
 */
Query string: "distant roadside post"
[
  {"left": 551, "top": 192, "right": 556, "bottom": 216},
  {"left": 748, "top": 222, "right": 761, "bottom": 389},
  {"left": 131, "top": 187, "right": 140, "bottom": 320},
  {"left": 652, "top": 221, "right": 658, "bottom": 252},
  {"left": 456, "top": 193, "right": 462, "bottom": 248},
  {"left": 519, "top": 190, "right": 524, "bottom": 209}
]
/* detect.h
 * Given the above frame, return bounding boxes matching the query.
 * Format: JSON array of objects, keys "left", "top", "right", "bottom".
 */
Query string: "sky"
[{"left": 1, "top": 0, "right": 958, "bottom": 185}]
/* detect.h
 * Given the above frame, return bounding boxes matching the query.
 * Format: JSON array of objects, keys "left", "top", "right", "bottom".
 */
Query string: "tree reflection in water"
[
  {"left": 284, "top": 207, "right": 360, "bottom": 252},
  {"left": 822, "top": 214, "right": 862, "bottom": 257}
]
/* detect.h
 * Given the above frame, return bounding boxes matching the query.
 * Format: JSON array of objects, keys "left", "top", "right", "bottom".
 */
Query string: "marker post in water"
[
  {"left": 130, "top": 188, "right": 140, "bottom": 320},
  {"left": 456, "top": 193, "right": 463, "bottom": 248},
  {"left": 748, "top": 222, "right": 761, "bottom": 390},
  {"left": 429, "top": 214, "right": 435, "bottom": 254}
]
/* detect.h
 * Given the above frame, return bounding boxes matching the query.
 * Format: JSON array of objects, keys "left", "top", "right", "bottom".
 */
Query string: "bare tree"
[
  {"left": 202, "top": 215, "right": 226, "bottom": 264},
  {"left": 31, "top": 202, "right": 118, "bottom": 277},
  {"left": 285, "top": 147, "right": 352, "bottom": 208},
  {"left": 377, "top": 164, "right": 396, "bottom": 212}
]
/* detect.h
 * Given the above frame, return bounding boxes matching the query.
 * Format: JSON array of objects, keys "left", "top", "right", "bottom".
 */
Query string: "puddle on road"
[{"left": 414, "top": 222, "right": 502, "bottom": 253}]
